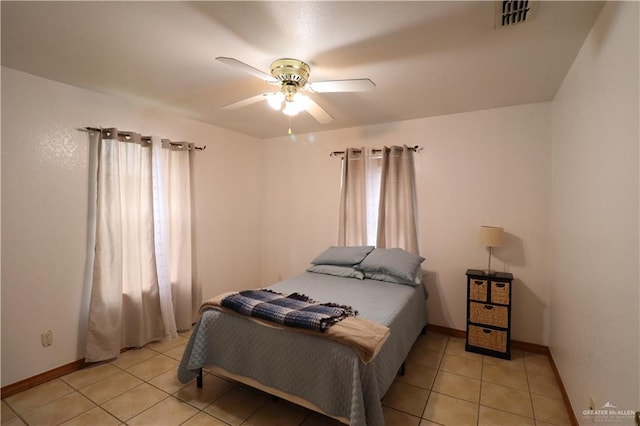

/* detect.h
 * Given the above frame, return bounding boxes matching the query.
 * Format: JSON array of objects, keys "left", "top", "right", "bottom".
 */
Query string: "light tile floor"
[{"left": 1, "top": 330, "right": 572, "bottom": 425}]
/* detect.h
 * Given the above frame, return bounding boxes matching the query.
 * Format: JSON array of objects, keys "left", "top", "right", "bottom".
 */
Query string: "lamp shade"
[{"left": 477, "top": 226, "right": 505, "bottom": 247}]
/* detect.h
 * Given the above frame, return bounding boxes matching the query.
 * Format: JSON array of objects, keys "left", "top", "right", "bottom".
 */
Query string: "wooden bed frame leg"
[
  {"left": 197, "top": 368, "right": 203, "bottom": 388},
  {"left": 398, "top": 362, "right": 406, "bottom": 376}
]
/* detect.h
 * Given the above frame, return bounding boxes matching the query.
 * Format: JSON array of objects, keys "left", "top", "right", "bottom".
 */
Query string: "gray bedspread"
[{"left": 177, "top": 272, "right": 427, "bottom": 426}]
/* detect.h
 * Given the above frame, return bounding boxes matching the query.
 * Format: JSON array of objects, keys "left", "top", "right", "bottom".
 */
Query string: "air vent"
[{"left": 497, "top": 0, "right": 534, "bottom": 27}]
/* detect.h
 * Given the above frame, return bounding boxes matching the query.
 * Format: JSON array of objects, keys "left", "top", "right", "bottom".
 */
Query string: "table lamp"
[{"left": 477, "top": 226, "right": 504, "bottom": 275}]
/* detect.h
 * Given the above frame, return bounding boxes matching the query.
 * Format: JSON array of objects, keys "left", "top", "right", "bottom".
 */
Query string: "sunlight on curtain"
[
  {"left": 151, "top": 137, "right": 178, "bottom": 339},
  {"left": 163, "top": 140, "right": 194, "bottom": 331},
  {"left": 377, "top": 145, "right": 419, "bottom": 254},
  {"left": 338, "top": 145, "right": 419, "bottom": 254},
  {"left": 152, "top": 137, "right": 196, "bottom": 333},
  {"left": 85, "top": 129, "right": 196, "bottom": 362},
  {"left": 338, "top": 148, "right": 367, "bottom": 246},
  {"left": 364, "top": 153, "right": 383, "bottom": 246}
]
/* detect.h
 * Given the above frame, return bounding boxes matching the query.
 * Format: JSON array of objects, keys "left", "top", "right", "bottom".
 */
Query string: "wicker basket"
[
  {"left": 491, "top": 281, "right": 510, "bottom": 304},
  {"left": 470, "top": 302, "right": 508, "bottom": 328},
  {"left": 469, "top": 279, "right": 488, "bottom": 302},
  {"left": 468, "top": 325, "right": 507, "bottom": 352}
]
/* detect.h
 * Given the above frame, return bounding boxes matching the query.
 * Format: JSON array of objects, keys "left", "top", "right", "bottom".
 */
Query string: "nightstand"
[{"left": 465, "top": 269, "right": 513, "bottom": 359}]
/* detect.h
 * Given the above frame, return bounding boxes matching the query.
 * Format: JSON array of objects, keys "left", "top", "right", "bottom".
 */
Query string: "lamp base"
[{"left": 484, "top": 248, "right": 498, "bottom": 276}]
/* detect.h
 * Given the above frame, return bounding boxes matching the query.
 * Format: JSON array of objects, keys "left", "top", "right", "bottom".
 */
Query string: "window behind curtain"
[
  {"left": 364, "top": 154, "right": 382, "bottom": 246},
  {"left": 338, "top": 145, "right": 419, "bottom": 255}
]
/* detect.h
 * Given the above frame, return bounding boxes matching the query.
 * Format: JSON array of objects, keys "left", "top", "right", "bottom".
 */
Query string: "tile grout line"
[
  {"left": 381, "top": 333, "right": 448, "bottom": 423},
  {"left": 76, "top": 352, "right": 171, "bottom": 425},
  {"left": 524, "top": 354, "right": 539, "bottom": 425},
  {"left": 237, "top": 396, "right": 272, "bottom": 426},
  {"left": 482, "top": 353, "right": 538, "bottom": 424},
  {"left": 420, "top": 335, "right": 448, "bottom": 423},
  {"left": 4, "top": 379, "right": 86, "bottom": 425},
  {"left": 180, "top": 375, "right": 236, "bottom": 426},
  {"left": 476, "top": 353, "right": 485, "bottom": 426},
  {"left": 426, "top": 334, "right": 448, "bottom": 421},
  {"left": 126, "top": 349, "right": 216, "bottom": 426},
  {"left": 421, "top": 336, "right": 456, "bottom": 424},
  {"left": 480, "top": 354, "right": 539, "bottom": 424}
]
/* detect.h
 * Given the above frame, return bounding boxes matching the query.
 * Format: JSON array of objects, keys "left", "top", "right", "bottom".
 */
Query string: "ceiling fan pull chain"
[{"left": 288, "top": 116, "right": 292, "bottom": 135}]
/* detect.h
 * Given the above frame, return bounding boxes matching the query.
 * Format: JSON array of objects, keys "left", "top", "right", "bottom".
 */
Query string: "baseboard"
[
  {"left": 1, "top": 347, "right": 130, "bottom": 399},
  {"left": 426, "top": 324, "right": 466, "bottom": 339},
  {"left": 1, "top": 359, "right": 87, "bottom": 399},
  {"left": 426, "top": 323, "right": 577, "bottom": 426},
  {"left": 511, "top": 339, "right": 549, "bottom": 355}
]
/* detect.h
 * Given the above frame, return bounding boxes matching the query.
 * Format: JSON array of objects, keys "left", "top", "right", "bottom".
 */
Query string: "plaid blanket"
[{"left": 220, "top": 289, "right": 357, "bottom": 333}]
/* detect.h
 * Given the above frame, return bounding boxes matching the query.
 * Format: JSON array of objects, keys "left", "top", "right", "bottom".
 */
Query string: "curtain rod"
[
  {"left": 79, "top": 127, "right": 206, "bottom": 151},
  {"left": 330, "top": 145, "right": 421, "bottom": 157}
]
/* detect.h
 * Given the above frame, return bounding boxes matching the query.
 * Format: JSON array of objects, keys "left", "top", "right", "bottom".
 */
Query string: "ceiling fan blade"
[
  {"left": 305, "top": 98, "right": 334, "bottom": 124},
  {"left": 307, "top": 78, "right": 376, "bottom": 93},
  {"left": 215, "top": 57, "right": 279, "bottom": 84},
  {"left": 222, "top": 93, "right": 270, "bottom": 110}
]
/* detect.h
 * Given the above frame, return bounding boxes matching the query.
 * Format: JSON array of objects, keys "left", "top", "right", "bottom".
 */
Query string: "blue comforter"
[{"left": 178, "top": 272, "right": 427, "bottom": 426}]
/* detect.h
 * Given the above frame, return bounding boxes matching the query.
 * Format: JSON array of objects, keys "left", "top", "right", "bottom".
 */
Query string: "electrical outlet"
[{"left": 41, "top": 330, "right": 53, "bottom": 347}]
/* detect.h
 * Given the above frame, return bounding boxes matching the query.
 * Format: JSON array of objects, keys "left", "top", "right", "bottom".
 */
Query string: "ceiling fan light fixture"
[
  {"left": 282, "top": 101, "right": 302, "bottom": 116},
  {"left": 267, "top": 92, "right": 284, "bottom": 110},
  {"left": 293, "top": 92, "right": 309, "bottom": 105},
  {"left": 216, "top": 56, "right": 373, "bottom": 127},
  {"left": 283, "top": 93, "right": 311, "bottom": 116}
]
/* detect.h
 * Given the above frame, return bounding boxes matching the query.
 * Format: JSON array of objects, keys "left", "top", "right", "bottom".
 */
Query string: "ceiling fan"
[{"left": 216, "top": 57, "right": 376, "bottom": 124}]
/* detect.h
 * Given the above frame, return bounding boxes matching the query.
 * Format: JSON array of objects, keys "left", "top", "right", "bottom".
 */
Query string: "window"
[{"left": 338, "top": 145, "right": 419, "bottom": 254}]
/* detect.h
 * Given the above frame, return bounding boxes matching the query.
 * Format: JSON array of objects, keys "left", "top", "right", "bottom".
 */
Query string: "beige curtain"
[
  {"left": 85, "top": 129, "right": 197, "bottom": 362},
  {"left": 339, "top": 148, "right": 374, "bottom": 246},
  {"left": 377, "top": 145, "right": 419, "bottom": 254},
  {"left": 338, "top": 145, "right": 419, "bottom": 253},
  {"left": 153, "top": 139, "right": 196, "bottom": 331}
]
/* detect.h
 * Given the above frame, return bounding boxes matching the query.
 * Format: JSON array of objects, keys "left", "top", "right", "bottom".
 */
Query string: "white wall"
[
  {"left": 0, "top": 68, "right": 552, "bottom": 387},
  {"left": 260, "top": 102, "right": 552, "bottom": 345},
  {"left": 550, "top": 0, "right": 639, "bottom": 417},
  {"left": 0, "top": 67, "right": 263, "bottom": 386}
]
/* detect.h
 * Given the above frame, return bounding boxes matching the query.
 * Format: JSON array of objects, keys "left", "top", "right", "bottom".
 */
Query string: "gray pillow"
[
  {"left": 311, "top": 246, "right": 375, "bottom": 266},
  {"left": 307, "top": 264, "right": 365, "bottom": 280},
  {"left": 358, "top": 248, "right": 425, "bottom": 284},
  {"left": 364, "top": 268, "right": 423, "bottom": 286}
]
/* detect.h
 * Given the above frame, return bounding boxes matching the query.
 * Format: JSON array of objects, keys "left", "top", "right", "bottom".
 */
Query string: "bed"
[{"left": 177, "top": 246, "right": 428, "bottom": 426}]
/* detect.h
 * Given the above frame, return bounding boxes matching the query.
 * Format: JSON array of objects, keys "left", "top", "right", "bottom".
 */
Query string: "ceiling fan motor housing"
[{"left": 270, "top": 58, "right": 310, "bottom": 87}]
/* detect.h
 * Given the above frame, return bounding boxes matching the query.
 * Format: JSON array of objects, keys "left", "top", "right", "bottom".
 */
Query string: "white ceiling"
[{"left": 1, "top": 1, "right": 604, "bottom": 139}]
